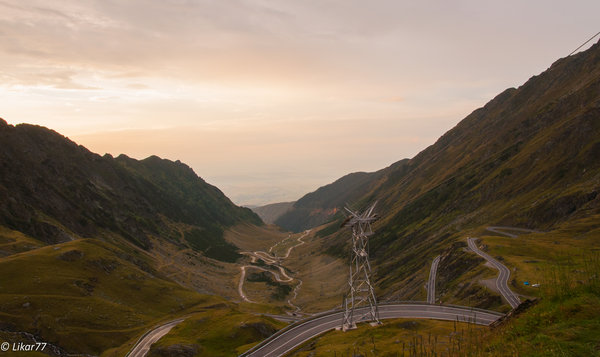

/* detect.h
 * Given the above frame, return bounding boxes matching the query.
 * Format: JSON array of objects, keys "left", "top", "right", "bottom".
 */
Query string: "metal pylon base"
[{"left": 342, "top": 323, "right": 357, "bottom": 331}]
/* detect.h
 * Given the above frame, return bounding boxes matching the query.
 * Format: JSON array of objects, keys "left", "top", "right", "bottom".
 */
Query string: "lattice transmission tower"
[{"left": 341, "top": 202, "right": 381, "bottom": 331}]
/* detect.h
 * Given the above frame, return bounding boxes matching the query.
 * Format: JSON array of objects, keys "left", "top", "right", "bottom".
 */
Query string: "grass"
[
  {"left": 146, "top": 308, "right": 287, "bottom": 356},
  {"left": 0, "top": 214, "right": 596, "bottom": 356},
  {"left": 284, "top": 216, "right": 600, "bottom": 356},
  {"left": 224, "top": 229, "right": 346, "bottom": 312},
  {"left": 223, "top": 223, "right": 288, "bottom": 252},
  {"left": 475, "top": 215, "right": 600, "bottom": 300},
  {"left": 246, "top": 271, "right": 293, "bottom": 301},
  {"left": 465, "top": 216, "right": 600, "bottom": 355},
  {"left": 440, "top": 262, "right": 506, "bottom": 312},
  {"left": 479, "top": 249, "right": 600, "bottom": 356},
  {"left": 243, "top": 279, "right": 288, "bottom": 305},
  {"left": 484, "top": 291, "right": 600, "bottom": 356},
  {"left": 0, "top": 232, "right": 224, "bottom": 356},
  {"left": 148, "top": 232, "right": 243, "bottom": 300},
  {"left": 289, "top": 318, "right": 487, "bottom": 356},
  {"left": 184, "top": 226, "right": 241, "bottom": 263},
  {"left": 0, "top": 226, "right": 44, "bottom": 256},
  {"left": 288, "top": 273, "right": 600, "bottom": 357},
  {"left": 282, "top": 231, "right": 347, "bottom": 312},
  {"left": 237, "top": 301, "right": 288, "bottom": 315},
  {"left": 270, "top": 234, "right": 300, "bottom": 257}
]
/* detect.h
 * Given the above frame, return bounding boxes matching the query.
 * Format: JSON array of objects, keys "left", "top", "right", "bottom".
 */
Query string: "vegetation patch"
[
  {"left": 0, "top": 226, "right": 44, "bottom": 256},
  {"left": 472, "top": 220, "right": 600, "bottom": 356},
  {"left": 0, "top": 238, "right": 222, "bottom": 356},
  {"left": 147, "top": 309, "right": 285, "bottom": 357},
  {"left": 315, "top": 217, "right": 345, "bottom": 239},
  {"left": 482, "top": 288, "right": 600, "bottom": 356},
  {"left": 290, "top": 318, "right": 487, "bottom": 356},
  {"left": 246, "top": 271, "right": 293, "bottom": 301},
  {"left": 184, "top": 227, "right": 241, "bottom": 263}
]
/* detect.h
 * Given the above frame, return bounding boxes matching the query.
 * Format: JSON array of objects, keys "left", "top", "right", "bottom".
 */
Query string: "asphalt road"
[
  {"left": 127, "top": 319, "right": 184, "bottom": 357},
  {"left": 240, "top": 303, "right": 502, "bottom": 357},
  {"left": 486, "top": 226, "right": 539, "bottom": 238},
  {"left": 467, "top": 237, "right": 520, "bottom": 309},
  {"left": 427, "top": 255, "right": 441, "bottom": 304}
]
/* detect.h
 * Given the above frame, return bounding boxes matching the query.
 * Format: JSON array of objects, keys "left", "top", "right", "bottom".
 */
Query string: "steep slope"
[
  {"left": 0, "top": 225, "right": 287, "bottom": 357},
  {"left": 0, "top": 120, "right": 261, "bottom": 251},
  {"left": 274, "top": 163, "right": 406, "bottom": 232},
  {"left": 0, "top": 122, "right": 272, "bottom": 355},
  {"left": 251, "top": 201, "right": 294, "bottom": 224},
  {"left": 368, "top": 40, "right": 600, "bottom": 295},
  {"left": 0, "top": 231, "right": 208, "bottom": 355},
  {"left": 293, "top": 40, "right": 600, "bottom": 305}
]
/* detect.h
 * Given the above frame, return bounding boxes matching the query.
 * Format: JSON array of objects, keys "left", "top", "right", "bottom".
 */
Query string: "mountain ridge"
[
  {"left": 251, "top": 201, "right": 294, "bottom": 224},
  {"left": 282, "top": 39, "right": 600, "bottom": 303},
  {"left": 0, "top": 119, "right": 261, "bottom": 251},
  {"left": 0, "top": 119, "right": 278, "bottom": 356},
  {"left": 274, "top": 164, "right": 401, "bottom": 232},
  {"left": 0, "top": 39, "right": 598, "bottom": 356}
]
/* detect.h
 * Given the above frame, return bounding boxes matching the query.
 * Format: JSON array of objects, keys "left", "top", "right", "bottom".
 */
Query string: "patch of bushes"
[{"left": 184, "top": 226, "right": 241, "bottom": 263}]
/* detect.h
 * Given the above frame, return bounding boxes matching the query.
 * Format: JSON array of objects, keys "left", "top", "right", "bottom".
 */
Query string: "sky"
[{"left": 1, "top": 1, "right": 599, "bottom": 206}]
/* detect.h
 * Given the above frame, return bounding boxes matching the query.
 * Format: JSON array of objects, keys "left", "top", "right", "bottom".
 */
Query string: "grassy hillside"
[
  {"left": 145, "top": 308, "right": 286, "bottom": 357},
  {"left": 0, "top": 191, "right": 281, "bottom": 356},
  {"left": 290, "top": 318, "right": 486, "bottom": 356},
  {"left": 0, "top": 121, "right": 273, "bottom": 355},
  {"left": 115, "top": 154, "right": 261, "bottom": 230},
  {"left": 281, "top": 40, "right": 600, "bottom": 308},
  {"left": 475, "top": 216, "right": 600, "bottom": 356},
  {"left": 255, "top": 40, "right": 600, "bottom": 355},
  {"left": 0, "top": 225, "right": 288, "bottom": 356},
  {"left": 369, "top": 40, "right": 599, "bottom": 303},
  {"left": 483, "top": 291, "right": 600, "bottom": 356},
  {"left": 0, "top": 39, "right": 598, "bottom": 357},
  {"left": 275, "top": 165, "right": 402, "bottom": 232},
  {"left": 229, "top": 40, "right": 600, "bottom": 357},
  {"left": 0, "top": 227, "right": 214, "bottom": 355},
  {"left": 290, "top": 246, "right": 600, "bottom": 357}
]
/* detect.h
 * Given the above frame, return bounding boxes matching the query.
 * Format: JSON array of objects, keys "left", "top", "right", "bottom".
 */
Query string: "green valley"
[{"left": 0, "top": 32, "right": 599, "bottom": 357}]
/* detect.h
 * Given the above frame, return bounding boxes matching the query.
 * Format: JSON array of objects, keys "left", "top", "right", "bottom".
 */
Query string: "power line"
[{"left": 568, "top": 30, "right": 600, "bottom": 56}]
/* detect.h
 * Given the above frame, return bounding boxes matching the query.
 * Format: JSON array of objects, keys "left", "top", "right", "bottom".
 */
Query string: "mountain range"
[
  {"left": 258, "top": 39, "right": 600, "bottom": 301},
  {"left": 0, "top": 121, "right": 261, "bottom": 249},
  {"left": 0, "top": 122, "right": 274, "bottom": 356},
  {"left": 1, "top": 39, "right": 599, "bottom": 356}
]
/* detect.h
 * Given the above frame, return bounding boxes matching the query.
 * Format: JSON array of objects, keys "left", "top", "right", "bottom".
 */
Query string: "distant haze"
[{"left": 1, "top": 1, "right": 598, "bottom": 205}]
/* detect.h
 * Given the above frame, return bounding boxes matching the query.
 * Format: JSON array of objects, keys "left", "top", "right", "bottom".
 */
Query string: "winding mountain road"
[
  {"left": 239, "top": 264, "right": 293, "bottom": 302},
  {"left": 240, "top": 303, "right": 503, "bottom": 357},
  {"left": 127, "top": 319, "right": 184, "bottom": 357},
  {"left": 131, "top": 227, "right": 530, "bottom": 357},
  {"left": 238, "top": 231, "right": 309, "bottom": 307},
  {"left": 427, "top": 255, "right": 441, "bottom": 304},
  {"left": 467, "top": 237, "right": 520, "bottom": 309}
]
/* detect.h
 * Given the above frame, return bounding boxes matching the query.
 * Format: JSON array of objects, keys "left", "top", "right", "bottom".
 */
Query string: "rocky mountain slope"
[
  {"left": 273, "top": 164, "right": 402, "bottom": 232},
  {"left": 0, "top": 122, "right": 272, "bottom": 355},
  {"left": 0, "top": 39, "right": 598, "bottom": 356},
  {"left": 289, "top": 40, "right": 600, "bottom": 303},
  {"left": 0, "top": 120, "right": 261, "bottom": 250},
  {"left": 251, "top": 201, "right": 294, "bottom": 224}
]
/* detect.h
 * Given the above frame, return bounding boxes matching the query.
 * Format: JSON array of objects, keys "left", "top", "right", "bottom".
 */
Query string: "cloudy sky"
[{"left": 1, "top": 1, "right": 598, "bottom": 205}]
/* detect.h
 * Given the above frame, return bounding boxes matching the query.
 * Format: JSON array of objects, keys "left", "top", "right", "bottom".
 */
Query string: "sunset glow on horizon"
[{"left": 2, "top": 0, "right": 598, "bottom": 205}]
